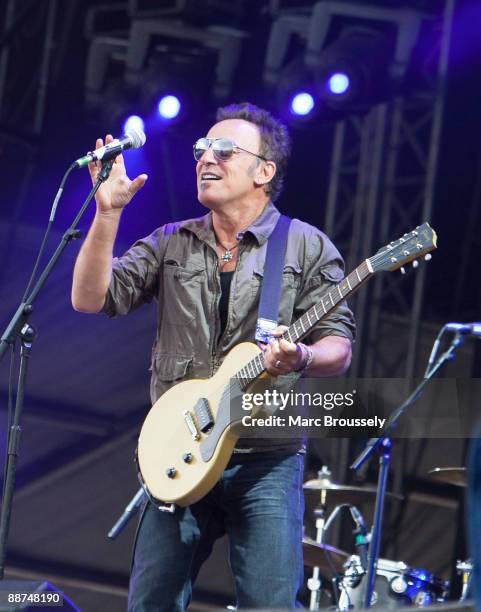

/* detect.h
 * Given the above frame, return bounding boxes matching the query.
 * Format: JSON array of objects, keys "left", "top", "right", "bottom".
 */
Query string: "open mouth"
[{"left": 200, "top": 173, "right": 222, "bottom": 182}]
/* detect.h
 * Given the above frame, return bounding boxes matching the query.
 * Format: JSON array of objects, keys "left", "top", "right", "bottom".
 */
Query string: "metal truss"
[
  {"left": 323, "top": 0, "right": 455, "bottom": 380},
  {"left": 318, "top": 5, "right": 456, "bottom": 555},
  {"left": 84, "top": 1, "right": 249, "bottom": 107}
]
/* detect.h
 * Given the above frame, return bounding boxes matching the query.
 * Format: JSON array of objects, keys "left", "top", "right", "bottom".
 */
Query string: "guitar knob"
[
  {"left": 183, "top": 452, "right": 193, "bottom": 463},
  {"left": 412, "top": 260, "right": 419, "bottom": 268},
  {"left": 166, "top": 467, "right": 177, "bottom": 479},
  {"left": 424, "top": 253, "right": 432, "bottom": 261},
  {"left": 400, "top": 267, "right": 406, "bottom": 275}
]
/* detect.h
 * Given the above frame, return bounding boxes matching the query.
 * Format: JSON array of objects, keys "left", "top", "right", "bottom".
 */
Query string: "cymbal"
[
  {"left": 302, "top": 537, "right": 349, "bottom": 574},
  {"left": 303, "top": 476, "right": 403, "bottom": 506},
  {"left": 428, "top": 467, "right": 467, "bottom": 488}
]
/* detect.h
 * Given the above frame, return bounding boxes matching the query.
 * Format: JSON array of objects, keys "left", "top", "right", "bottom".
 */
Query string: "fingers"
[
  {"left": 269, "top": 327, "right": 295, "bottom": 350},
  {"left": 88, "top": 138, "right": 103, "bottom": 182},
  {"left": 270, "top": 325, "right": 289, "bottom": 338},
  {"left": 269, "top": 326, "right": 295, "bottom": 353},
  {"left": 103, "top": 135, "right": 126, "bottom": 167},
  {"left": 269, "top": 338, "right": 296, "bottom": 359},
  {"left": 263, "top": 336, "right": 299, "bottom": 376},
  {"left": 129, "top": 174, "right": 148, "bottom": 196},
  {"left": 88, "top": 136, "right": 106, "bottom": 175}
]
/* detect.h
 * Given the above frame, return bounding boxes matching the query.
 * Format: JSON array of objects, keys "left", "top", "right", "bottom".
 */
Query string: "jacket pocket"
[
  {"left": 308, "top": 262, "right": 345, "bottom": 288},
  {"left": 154, "top": 353, "right": 193, "bottom": 382},
  {"left": 162, "top": 262, "right": 205, "bottom": 326}
]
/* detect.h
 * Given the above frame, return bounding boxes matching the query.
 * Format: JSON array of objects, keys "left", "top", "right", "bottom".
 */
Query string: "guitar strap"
[{"left": 255, "top": 214, "right": 292, "bottom": 344}]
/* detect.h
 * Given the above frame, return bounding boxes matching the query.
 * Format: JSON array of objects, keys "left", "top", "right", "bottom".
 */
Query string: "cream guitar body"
[{"left": 137, "top": 342, "right": 265, "bottom": 507}]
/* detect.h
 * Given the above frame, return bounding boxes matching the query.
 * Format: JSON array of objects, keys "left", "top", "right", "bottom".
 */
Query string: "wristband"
[{"left": 294, "top": 343, "right": 314, "bottom": 373}]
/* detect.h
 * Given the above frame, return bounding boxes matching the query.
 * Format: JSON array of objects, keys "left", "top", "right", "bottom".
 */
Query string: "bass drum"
[{"left": 338, "top": 556, "right": 449, "bottom": 610}]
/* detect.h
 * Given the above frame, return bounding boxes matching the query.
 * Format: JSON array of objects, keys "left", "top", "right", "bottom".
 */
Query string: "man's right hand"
[
  {"left": 72, "top": 135, "right": 148, "bottom": 313},
  {"left": 89, "top": 134, "right": 148, "bottom": 214}
]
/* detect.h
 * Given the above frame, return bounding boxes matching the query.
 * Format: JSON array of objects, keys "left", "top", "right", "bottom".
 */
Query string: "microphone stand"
[
  {"left": 350, "top": 331, "right": 466, "bottom": 608},
  {"left": 108, "top": 488, "right": 146, "bottom": 540},
  {"left": 0, "top": 159, "right": 114, "bottom": 579}
]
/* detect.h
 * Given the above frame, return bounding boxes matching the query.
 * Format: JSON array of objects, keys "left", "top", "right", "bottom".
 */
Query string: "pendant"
[{"left": 221, "top": 250, "right": 233, "bottom": 262}]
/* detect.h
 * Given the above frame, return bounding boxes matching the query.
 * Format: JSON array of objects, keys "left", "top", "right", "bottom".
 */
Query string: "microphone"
[
  {"left": 74, "top": 127, "right": 146, "bottom": 168},
  {"left": 445, "top": 322, "right": 481, "bottom": 337},
  {"left": 350, "top": 506, "right": 369, "bottom": 571}
]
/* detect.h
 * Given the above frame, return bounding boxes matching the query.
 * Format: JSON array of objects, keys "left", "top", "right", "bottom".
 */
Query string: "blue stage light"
[
  {"left": 290, "top": 92, "right": 315, "bottom": 116},
  {"left": 158, "top": 95, "right": 181, "bottom": 119},
  {"left": 123, "top": 115, "right": 145, "bottom": 134},
  {"left": 327, "top": 73, "right": 350, "bottom": 95}
]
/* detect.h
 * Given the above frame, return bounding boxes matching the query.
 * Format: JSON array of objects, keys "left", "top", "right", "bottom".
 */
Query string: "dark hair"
[{"left": 216, "top": 102, "right": 291, "bottom": 202}]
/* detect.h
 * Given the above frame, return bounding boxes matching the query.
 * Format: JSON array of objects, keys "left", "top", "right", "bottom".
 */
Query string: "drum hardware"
[
  {"left": 350, "top": 329, "right": 465, "bottom": 608},
  {"left": 302, "top": 469, "right": 452, "bottom": 611},
  {"left": 302, "top": 537, "right": 350, "bottom": 574},
  {"left": 304, "top": 463, "right": 373, "bottom": 611},
  {"left": 349, "top": 506, "right": 369, "bottom": 571},
  {"left": 338, "top": 556, "right": 450, "bottom": 610},
  {"left": 303, "top": 474, "right": 403, "bottom": 508},
  {"left": 305, "top": 466, "right": 331, "bottom": 611},
  {"left": 303, "top": 535, "right": 349, "bottom": 610},
  {"left": 305, "top": 475, "right": 372, "bottom": 611},
  {"left": 428, "top": 467, "right": 467, "bottom": 488},
  {"left": 456, "top": 559, "right": 472, "bottom": 602}
]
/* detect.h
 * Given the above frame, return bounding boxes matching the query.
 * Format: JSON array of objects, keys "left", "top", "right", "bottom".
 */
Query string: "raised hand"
[{"left": 89, "top": 134, "right": 148, "bottom": 214}]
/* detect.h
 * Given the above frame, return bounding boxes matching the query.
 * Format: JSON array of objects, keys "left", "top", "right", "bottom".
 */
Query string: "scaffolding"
[{"left": 324, "top": 0, "right": 455, "bottom": 381}]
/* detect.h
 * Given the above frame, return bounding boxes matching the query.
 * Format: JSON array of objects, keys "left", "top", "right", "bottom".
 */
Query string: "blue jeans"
[{"left": 128, "top": 452, "right": 305, "bottom": 611}]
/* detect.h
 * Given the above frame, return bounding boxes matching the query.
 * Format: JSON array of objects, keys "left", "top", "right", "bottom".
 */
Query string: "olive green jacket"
[{"left": 102, "top": 202, "right": 355, "bottom": 450}]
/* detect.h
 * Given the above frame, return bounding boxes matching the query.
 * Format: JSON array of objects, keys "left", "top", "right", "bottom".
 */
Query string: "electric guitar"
[{"left": 137, "top": 223, "right": 437, "bottom": 506}]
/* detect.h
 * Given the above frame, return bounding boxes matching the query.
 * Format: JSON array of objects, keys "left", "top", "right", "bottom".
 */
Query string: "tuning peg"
[
  {"left": 400, "top": 267, "right": 406, "bottom": 275},
  {"left": 424, "top": 253, "right": 432, "bottom": 261},
  {"left": 412, "top": 260, "right": 419, "bottom": 269}
]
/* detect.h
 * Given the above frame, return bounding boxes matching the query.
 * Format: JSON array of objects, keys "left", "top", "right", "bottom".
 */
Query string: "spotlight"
[
  {"left": 273, "top": 56, "right": 319, "bottom": 123},
  {"left": 327, "top": 73, "right": 350, "bottom": 95},
  {"left": 123, "top": 115, "right": 145, "bottom": 134},
  {"left": 157, "top": 95, "right": 181, "bottom": 120},
  {"left": 314, "top": 28, "right": 394, "bottom": 111},
  {"left": 290, "top": 92, "right": 315, "bottom": 116}
]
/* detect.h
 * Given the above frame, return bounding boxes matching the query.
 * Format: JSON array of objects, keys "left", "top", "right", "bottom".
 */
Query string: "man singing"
[{"left": 71, "top": 102, "right": 355, "bottom": 610}]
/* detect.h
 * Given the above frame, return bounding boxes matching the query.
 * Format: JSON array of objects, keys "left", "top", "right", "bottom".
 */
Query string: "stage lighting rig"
[
  {"left": 263, "top": 1, "right": 425, "bottom": 117},
  {"left": 313, "top": 26, "right": 396, "bottom": 111},
  {"left": 272, "top": 56, "right": 319, "bottom": 124},
  {"left": 304, "top": 2, "right": 423, "bottom": 81},
  {"left": 83, "top": 0, "right": 251, "bottom": 129},
  {"left": 290, "top": 92, "right": 315, "bottom": 116},
  {"left": 124, "top": 14, "right": 248, "bottom": 101}
]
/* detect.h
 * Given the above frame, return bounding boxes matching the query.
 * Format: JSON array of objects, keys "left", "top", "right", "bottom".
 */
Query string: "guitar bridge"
[
  {"left": 194, "top": 398, "right": 215, "bottom": 433},
  {"left": 183, "top": 410, "right": 200, "bottom": 440}
]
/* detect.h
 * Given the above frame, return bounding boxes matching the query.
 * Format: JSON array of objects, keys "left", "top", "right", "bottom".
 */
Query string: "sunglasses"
[{"left": 193, "top": 137, "right": 268, "bottom": 162}]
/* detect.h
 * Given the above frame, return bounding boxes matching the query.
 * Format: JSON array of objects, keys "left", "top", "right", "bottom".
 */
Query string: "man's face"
[{"left": 196, "top": 119, "right": 264, "bottom": 209}]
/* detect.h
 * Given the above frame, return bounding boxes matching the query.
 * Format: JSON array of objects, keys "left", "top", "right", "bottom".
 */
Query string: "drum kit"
[{"left": 301, "top": 465, "right": 471, "bottom": 610}]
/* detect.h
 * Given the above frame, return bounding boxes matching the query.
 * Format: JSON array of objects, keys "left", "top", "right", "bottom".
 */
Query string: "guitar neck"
[{"left": 235, "top": 259, "right": 373, "bottom": 389}]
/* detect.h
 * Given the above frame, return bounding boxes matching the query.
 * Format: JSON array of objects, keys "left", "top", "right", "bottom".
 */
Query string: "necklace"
[{"left": 217, "top": 239, "right": 239, "bottom": 263}]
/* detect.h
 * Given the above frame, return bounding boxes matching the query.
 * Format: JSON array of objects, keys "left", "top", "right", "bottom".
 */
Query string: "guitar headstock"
[{"left": 369, "top": 223, "right": 437, "bottom": 273}]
